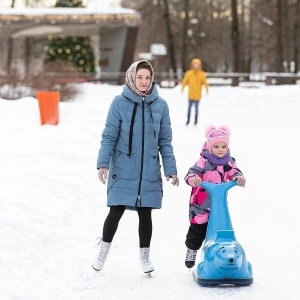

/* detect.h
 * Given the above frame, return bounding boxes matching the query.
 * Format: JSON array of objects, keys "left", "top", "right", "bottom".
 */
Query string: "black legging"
[
  {"left": 102, "top": 205, "right": 153, "bottom": 248},
  {"left": 185, "top": 222, "right": 208, "bottom": 250}
]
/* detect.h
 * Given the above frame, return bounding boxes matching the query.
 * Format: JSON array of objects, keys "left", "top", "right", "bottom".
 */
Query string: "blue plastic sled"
[{"left": 192, "top": 181, "right": 253, "bottom": 287}]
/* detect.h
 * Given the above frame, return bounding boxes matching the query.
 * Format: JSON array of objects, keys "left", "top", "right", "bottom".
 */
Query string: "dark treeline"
[{"left": 121, "top": 0, "right": 300, "bottom": 74}]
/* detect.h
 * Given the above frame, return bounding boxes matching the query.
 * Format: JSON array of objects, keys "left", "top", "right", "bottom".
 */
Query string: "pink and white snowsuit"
[{"left": 184, "top": 151, "right": 243, "bottom": 224}]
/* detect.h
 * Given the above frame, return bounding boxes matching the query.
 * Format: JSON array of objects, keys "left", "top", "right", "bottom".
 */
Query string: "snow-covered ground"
[{"left": 1, "top": 83, "right": 300, "bottom": 300}]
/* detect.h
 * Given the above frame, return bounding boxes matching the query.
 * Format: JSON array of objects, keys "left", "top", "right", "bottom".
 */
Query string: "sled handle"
[{"left": 200, "top": 181, "right": 237, "bottom": 194}]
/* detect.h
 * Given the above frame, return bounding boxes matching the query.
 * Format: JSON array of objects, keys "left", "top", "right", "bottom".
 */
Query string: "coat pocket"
[
  {"left": 113, "top": 143, "right": 138, "bottom": 180},
  {"left": 145, "top": 148, "right": 161, "bottom": 182},
  {"left": 191, "top": 187, "right": 207, "bottom": 205}
]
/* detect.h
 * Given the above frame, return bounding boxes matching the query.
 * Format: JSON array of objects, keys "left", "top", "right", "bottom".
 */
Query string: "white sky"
[{"left": 1, "top": 82, "right": 300, "bottom": 299}]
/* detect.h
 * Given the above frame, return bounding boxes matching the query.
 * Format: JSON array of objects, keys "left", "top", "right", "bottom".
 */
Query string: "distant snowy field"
[{"left": 1, "top": 83, "right": 300, "bottom": 300}]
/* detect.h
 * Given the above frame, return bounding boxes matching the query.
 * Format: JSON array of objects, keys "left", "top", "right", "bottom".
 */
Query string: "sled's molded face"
[
  {"left": 214, "top": 243, "right": 242, "bottom": 274},
  {"left": 204, "top": 240, "right": 242, "bottom": 273}
]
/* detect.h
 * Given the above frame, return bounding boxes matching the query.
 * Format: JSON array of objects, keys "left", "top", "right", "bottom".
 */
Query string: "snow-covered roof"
[
  {"left": 0, "top": 7, "right": 138, "bottom": 16},
  {"left": 0, "top": 7, "right": 140, "bottom": 37}
]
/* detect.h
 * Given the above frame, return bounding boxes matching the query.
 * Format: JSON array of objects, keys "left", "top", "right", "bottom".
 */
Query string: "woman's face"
[{"left": 135, "top": 68, "right": 151, "bottom": 92}]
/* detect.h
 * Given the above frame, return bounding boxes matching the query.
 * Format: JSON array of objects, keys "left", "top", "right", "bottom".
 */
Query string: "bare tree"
[
  {"left": 294, "top": 0, "right": 300, "bottom": 73},
  {"left": 282, "top": 0, "right": 291, "bottom": 70},
  {"left": 246, "top": 0, "right": 254, "bottom": 73},
  {"left": 6, "top": 0, "right": 17, "bottom": 74},
  {"left": 231, "top": 0, "right": 240, "bottom": 72},
  {"left": 239, "top": 0, "right": 253, "bottom": 73},
  {"left": 276, "top": 0, "right": 284, "bottom": 71},
  {"left": 61, "top": 0, "right": 300, "bottom": 74},
  {"left": 159, "top": 0, "right": 177, "bottom": 73},
  {"left": 181, "top": 0, "right": 190, "bottom": 72}
]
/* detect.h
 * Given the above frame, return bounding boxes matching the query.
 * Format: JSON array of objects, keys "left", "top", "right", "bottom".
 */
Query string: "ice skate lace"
[
  {"left": 95, "top": 237, "right": 109, "bottom": 262},
  {"left": 98, "top": 249, "right": 108, "bottom": 262},
  {"left": 185, "top": 249, "right": 197, "bottom": 262},
  {"left": 141, "top": 248, "right": 151, "bottom": 265}
]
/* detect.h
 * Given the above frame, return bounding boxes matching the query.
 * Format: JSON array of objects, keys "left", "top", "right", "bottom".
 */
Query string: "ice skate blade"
[
  {"left": 92, "top": 265, "right": 101, "bottom": 272},
  {"left": 144, "top": 270, "right": 153, "bottom": 277}
]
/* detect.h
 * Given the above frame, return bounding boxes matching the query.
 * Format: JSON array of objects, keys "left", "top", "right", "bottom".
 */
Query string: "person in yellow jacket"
[{"left": 181, "top": 58, "right": 209, "bottom": 125}]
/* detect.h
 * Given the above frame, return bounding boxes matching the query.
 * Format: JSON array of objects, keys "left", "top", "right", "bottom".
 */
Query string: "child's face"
[
  {"left": 135, "top": 69, "right": 151, "bottom": 92},
  {"left": 211, "top": 142, "right": 228, "bottom": 157}
]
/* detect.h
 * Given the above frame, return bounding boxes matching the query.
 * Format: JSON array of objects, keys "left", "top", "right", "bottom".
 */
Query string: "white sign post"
[{"left": 150, "top": 44, "right": 167, "bottom": 56}]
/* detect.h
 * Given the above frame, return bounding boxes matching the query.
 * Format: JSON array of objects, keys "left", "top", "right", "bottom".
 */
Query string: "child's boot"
[
  {"left": 92, "top": 240, "right": 111, "bottom": 271},
  {"left": 140, "top": 247, "right": 154, "bottom": 273},
  {"left": 185, "top": 248, "right": 197, "bottom": 268}
]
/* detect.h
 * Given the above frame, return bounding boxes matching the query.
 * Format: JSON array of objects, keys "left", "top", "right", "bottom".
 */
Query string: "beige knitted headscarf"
[{"left": 125, "top": 60, "right": 154, "bottom": 97}]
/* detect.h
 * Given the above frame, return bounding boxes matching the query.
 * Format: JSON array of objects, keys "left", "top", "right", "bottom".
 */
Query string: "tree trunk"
[
  {"left": 294, "top": 0, "right": 300, "bottom": 73},
  {"left": 231, "top": 0, "right": 240, "bottom": 73},
  {"left": 6, "top": 0, "right": 16, "bottom": 75},
  {"left": 276, "top": 0, "right": 284, "bottom": 72},
  {"left": 240, "top": 0, "right": 246, "bottom": 72},
  {"left": 181, "top": 0, "right": 190, "bottom": 72},
  {"left": 160, "top": 0, "right": 177, "bottom": 74},
  {"left": 282, "top": 0, "right": 290, "bottom": 71},
  {"left": 246, "top": 0, "right": 253, "bottom": 73}
]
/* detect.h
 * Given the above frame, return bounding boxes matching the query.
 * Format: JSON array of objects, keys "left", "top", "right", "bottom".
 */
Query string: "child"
[
  {"left": 181, "top": 58, "right": 209, "bottom": 125},
  {"left": 184, "top": 125, "right": 246, "bottom": 268}
]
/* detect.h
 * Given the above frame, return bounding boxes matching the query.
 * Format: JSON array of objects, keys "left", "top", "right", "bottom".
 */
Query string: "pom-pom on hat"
[{"left": 205, "top": 125, "right": 230, "bottom": 151}]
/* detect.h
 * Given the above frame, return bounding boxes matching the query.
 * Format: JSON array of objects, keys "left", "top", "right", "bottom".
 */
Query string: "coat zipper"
[{"left": 136, "top": 97, "right": 145, "bottom": 207}]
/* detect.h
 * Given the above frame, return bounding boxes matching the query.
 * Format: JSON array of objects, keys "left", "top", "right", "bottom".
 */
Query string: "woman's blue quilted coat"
[{"left": 97, "top": 82, "right": 177, "bottom": 209}]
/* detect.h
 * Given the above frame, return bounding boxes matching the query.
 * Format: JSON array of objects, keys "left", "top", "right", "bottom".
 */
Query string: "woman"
[{"left": 92, "top": 60, "right": 179, "bottom": 274}]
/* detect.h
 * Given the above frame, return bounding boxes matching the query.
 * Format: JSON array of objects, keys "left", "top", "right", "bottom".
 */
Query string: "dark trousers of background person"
[
  {"left": 102, "top": 205, "right": 152, "bottom": 248},
  {"left": 186, "top": 99, "right": 200, "bottom": 125},
  {"left": 185, "top": 222, "right": 208, "bottom": 250}
]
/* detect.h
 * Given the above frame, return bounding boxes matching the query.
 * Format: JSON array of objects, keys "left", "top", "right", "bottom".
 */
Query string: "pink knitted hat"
[{"left": 204, "top": 125, "right": 230, "bottom": 151}]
